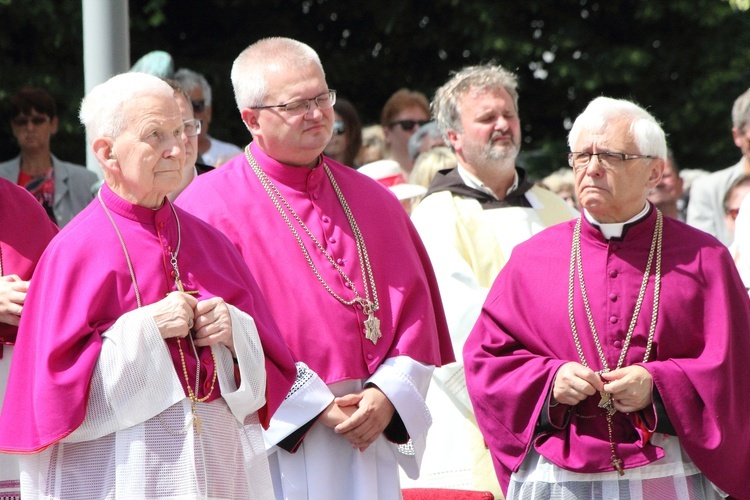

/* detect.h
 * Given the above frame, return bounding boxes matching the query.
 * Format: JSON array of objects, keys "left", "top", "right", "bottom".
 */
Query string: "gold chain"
[
  {"left": 245, "top": 147, "right": 382, "bottom": 344},
  {"left": 567, "top": 209, "right": 663, "bottom": 475},
  {"left": 98, "top": 188, "right": 216, "bottom": 434}
]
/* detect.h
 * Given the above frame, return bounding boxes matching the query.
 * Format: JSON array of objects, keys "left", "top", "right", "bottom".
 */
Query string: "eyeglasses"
[
  {"left": 567, "top": 151, "right": 655, "bottom": 171},
  {"left": 333, "top": 120, "right": 345, "bottom": 136},
  {"left": 12, "top": 115, "right": 50, "bottom": 127},
  {"left": 191, "top": 100, "right": 206, "bottom": 113},
  {"left": 252, "top": 90, "right": 337, "bottom": 116},
  {"left": 389, "top": 119, "right": 429, "bottom": 132},
  {"left": 183, "top": 119, "right": 202, "bottom": 137}
]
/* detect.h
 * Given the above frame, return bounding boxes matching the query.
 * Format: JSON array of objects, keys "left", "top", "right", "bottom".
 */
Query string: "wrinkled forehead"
[{"left": 574, "top": 117, "right": 635, "bottom": 150}]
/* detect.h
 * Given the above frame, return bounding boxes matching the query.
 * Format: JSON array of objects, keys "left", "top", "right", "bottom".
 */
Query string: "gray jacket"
[{"left": 0, "top": 155, "right": 99, "bottom": 227}]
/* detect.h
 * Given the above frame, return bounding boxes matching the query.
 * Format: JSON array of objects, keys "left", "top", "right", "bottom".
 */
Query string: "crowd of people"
[{"left": 0, "top": 36, "right": 748, "bottom": 500}]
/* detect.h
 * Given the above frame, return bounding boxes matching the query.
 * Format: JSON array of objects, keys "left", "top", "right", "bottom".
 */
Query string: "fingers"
[
  {"left": 552, "top": 362, "right": 601, "bottom": 405},
  {"left": 192, "top": 298, "right": 232, "bottom": 350}
]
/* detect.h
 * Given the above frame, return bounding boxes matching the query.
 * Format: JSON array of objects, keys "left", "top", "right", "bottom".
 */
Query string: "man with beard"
[{"left": 406, "top": 63, "right": 578, "bottom": 497}]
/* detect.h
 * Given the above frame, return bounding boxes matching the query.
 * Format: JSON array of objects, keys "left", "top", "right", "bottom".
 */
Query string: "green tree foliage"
[{"left": 1, "top": 0, "right": 749, "bottom": 178}]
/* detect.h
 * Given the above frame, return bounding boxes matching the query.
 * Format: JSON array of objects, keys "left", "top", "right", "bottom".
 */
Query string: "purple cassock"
[
  {"left": 176, "top": 141, "right": 454, "bottom": 385},
  {"left": 0, "top": 183, "right": 297, "bottom": 452},
  {"left": 464, "top": 206, "right": 750, "bottom": 499},
  {"left": 0, "top": 177, "right": 58, "bottom": 348}
]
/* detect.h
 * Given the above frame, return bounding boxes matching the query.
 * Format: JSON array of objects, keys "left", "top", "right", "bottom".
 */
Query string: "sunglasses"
[
  {"left": 191, "top": 100, "right": 206, "bottom": 113},
  {"left": 389, "top": 119, "right": 429, "bottom": 132},
  {"left": 333, "top": 120, "right": 345, "bottom": 136},
  {"left": 12, "top": 115, "right": 50, "bottom": 127},
  {"left": 727, "top": 208, "right": 741, "bottom": 221}
]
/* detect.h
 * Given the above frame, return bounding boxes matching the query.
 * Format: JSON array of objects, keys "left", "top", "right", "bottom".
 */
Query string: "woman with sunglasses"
[
  {"left": 324, "top": 97, "right": 363, "bottom": 168},
  {"left": 0, "top": 88, "right": 99, "bottom": 227},
  {"left": 380, "top": 88, "right": 431, "bottom": 175}
]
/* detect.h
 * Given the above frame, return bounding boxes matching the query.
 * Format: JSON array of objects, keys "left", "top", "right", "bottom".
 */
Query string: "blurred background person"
[
  {"left": 356, "top": 124, "right": 387, "bottom": 166},
  {"left": 723, "top": 174, "right": 750, "bottom": 242},
  {"left": 687, "top": 87, "right": 750, "bottom": 245},
  {"left": 324, "top": 97, "right": 362, "bottom": 168},
  {"left": 174, "top": 68, "right": 243, "bottom": 167},
  {"left": 542, "top": 167, "right": 579, "bottom": 210},
  {"left": 407, "top": 121, "right": 446, "bottom": 164},
  {"left": 648, "top": 149, "right": 685, "bottom": 220},
  {"left": 0, "top": 88, "right": 98, "bottom": 227},
  {"left": 380, "top": 88, "right": 430, "bottom": 175},
  {"left": 165, "top": 79, "right": 212, "bottom": 201},
  {"left": 409, "top": 146, "right": 456, "bottom": 207}
]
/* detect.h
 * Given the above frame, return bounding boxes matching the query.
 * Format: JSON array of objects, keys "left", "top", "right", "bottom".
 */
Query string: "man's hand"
[
  {"left": 192, "top": 297, "right": 234, "bottom": 355},
  {"left": 552, "top": 362, "right": 604, "bottom": 406},
  {"left": 333, "top": 386, "right": 396, "bottom": 452},
  {"left": 601, "top": 365, "right": 653, "bottom": 413},
  {"left": 0, "top": 275, "right": 29, "bottom": 326},
  {"left": 146, "top": 291, "right": 198, "bottom": 340}
]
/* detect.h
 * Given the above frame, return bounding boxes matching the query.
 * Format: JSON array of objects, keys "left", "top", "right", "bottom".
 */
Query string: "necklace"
[
  {"left": 245, "top": 147, "right": 382, "bottom": 344},
  {"left": 98, "top": 188, "right": 217, "bottom": 434},
  {"left": 567, "top": 209, "right": 663, "bottom": 475}
]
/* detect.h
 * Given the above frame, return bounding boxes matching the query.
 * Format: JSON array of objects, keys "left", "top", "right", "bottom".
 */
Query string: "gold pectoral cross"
[{"left": 611, "top": 454, "right": 624, "bottom": 476}]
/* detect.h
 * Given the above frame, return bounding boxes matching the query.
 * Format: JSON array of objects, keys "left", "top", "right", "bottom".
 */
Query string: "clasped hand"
[
  {"left": 146, "top": 292, "right": 235, "bottom": 355},
  {"left": 319, "top": 386, "right": 395, "bottom": 452},
  {"left": 552, "top": 362, "right": 652, "bottom": 413},
  {"left": 0, "top": 275, "right": 29, "bottom": 326}
]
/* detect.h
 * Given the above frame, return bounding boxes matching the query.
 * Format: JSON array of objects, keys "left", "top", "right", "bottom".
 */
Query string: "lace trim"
[{"left": 285, "top": 362, "right": 314, "bottom": 400}]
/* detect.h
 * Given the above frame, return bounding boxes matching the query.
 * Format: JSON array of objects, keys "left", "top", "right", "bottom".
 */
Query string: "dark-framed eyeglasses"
[
  {"left": 251, "top": 90, "right": 337, "bottom": 116},
  {"left": 12, "top": 115, "right": 50, "bottom": 127},
  {"left": 389, "top": 119, "right": 429, "bottom": 132},
  {"left": 183, "top": 119, "right": 202, "bottom": 138},
  {"left": 567, "top": 151, "right": 655, "bottom": 171},
  {"left": 333, "top": 120, "right": 345, "bottom": 136},
  {"left": 191, "top": 100, "right": 206, "bottom": 113}
]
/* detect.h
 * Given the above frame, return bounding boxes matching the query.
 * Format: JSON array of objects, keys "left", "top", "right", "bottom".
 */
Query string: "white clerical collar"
[
  {"left": 457, "top": 164, "right": 519, "bottom": 200},
  {"left": 584, "top": 203, "right": 650, "bottom": 239}
]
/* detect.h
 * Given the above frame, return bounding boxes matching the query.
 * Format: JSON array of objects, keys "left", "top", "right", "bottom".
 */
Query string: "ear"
[
  {"left": 241, "top": 108, "right": 261, "bottom": 135},
  {"left": 49, "top": 116, "right": 59, "bottom": 135},
  {"left": 92, "top": 137, "right": 118, "bottom": 175},
  {"left": 646, "top": 158, "right": 665, "bottom": 189},
  {"left": 445, "top": 128, "right": 461, "bottom": 152},
  {"left": 733, "top": 126, "right": 744, "bottom": 148}
]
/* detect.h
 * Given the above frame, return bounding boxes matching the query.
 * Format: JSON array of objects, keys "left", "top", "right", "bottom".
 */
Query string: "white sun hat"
[{"left": 358, "top": 159, "right": 427, "bottom": 201}]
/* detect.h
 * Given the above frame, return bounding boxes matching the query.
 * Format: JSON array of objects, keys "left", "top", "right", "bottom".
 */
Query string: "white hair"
[
  {"left": 231, "top": 37, "right": 323, "bottom": 111},
  {"left": 568, "top": 96, "right": 667, "bottom": 159},
  {"left": 79, "top": 72, "right": 175, "bottom": 144}
]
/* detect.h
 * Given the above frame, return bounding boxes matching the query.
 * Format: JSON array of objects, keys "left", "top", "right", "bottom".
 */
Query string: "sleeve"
[
  {"left": 215, "top": 305, "right": 269, "bottom": 422},
  {"left": 262, "top": 363, "right": 334, "bottom": 451},
  {"left": 63, "top": 308, "right": 186, "bottom": 443},
  {"left": 366, "top": 356, "right": 434, "bottom": 479}
]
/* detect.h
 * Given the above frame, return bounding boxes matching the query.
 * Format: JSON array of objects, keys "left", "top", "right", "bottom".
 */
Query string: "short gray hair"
[
  {"left": 432, "top": 63, "right": 519, "bottom": 140},
  {"left": 231, "top": 37, "right": 323, "bottom": 111},
  {"left": 568, "top": 96, "right": 667, "bottom": 160},
  {"left": 173, "top": 68, "right": 212, "bottom": 106},
  {"left": 408, "top": 121, "right": 442, "bottom": 160},
  {"left": 79, "top": 72, "right": 174, "bottom": 144}
]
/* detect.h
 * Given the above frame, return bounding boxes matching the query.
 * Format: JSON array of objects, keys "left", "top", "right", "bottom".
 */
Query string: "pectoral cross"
[
  {"left": 364, "top": 312, "right": 382, "bottom": 345},
  {"left": 598, "top": 390, "right": 616, "bottom": 416},
  {"left": 192, "top": 406, "right": 202, "bottom": 435}
]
